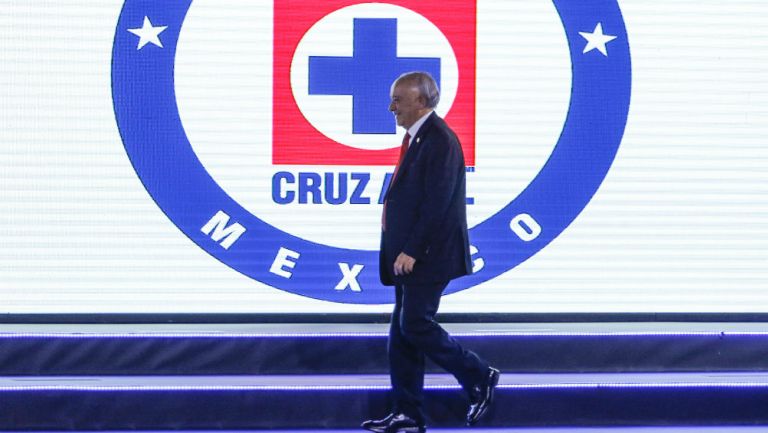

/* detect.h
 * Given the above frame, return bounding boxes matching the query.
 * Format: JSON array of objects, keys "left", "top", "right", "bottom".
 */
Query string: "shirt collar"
[{"left": 406, "top": 110, "right": 433, "bottom": 144}]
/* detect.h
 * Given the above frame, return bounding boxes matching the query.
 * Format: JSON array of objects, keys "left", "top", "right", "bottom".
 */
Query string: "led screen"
[{"left": 1, "top": 1, "right": 766, "bottom": 314}]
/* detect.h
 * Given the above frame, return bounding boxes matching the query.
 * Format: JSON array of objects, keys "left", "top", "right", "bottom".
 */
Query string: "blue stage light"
[
  {"left": 3, "top": 330, "right": 768, "bottom": 339},
  {"left": 2, "top": 382, "right": 768, "bottom": 392}
]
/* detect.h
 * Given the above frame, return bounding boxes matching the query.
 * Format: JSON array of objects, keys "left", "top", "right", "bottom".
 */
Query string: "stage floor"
[
  {"left": 5, "top": 428, "right": 768, "bottom": 433},
  {"left": 2, "top": 372, "right": 768, "bottom": 390},
  {"left": 3, "top": 321, "right": 768, "bottom": 335},
  {"left": 2, "top": 322, "right": 768, "bottom": 429}
]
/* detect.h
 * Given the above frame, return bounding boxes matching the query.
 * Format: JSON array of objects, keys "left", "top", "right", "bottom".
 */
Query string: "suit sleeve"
[{"left": 401, "top": 134, "right": 463, "bottom": 260}]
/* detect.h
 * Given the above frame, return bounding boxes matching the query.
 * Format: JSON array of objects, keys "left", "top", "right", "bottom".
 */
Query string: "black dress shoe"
[
  {"left": 362, "top": 413, "right": 425, "bottom": 433},
  {"left": 466, "top": 367, "right": 500, "bottom": 425},
  {"left": 361, "top": 413, "right": 395, "bottom": 433}
]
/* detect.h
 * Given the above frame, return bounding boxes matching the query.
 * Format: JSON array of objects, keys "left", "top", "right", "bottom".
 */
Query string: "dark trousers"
[{"left": 388, "top": 281, "right": 489, "bottom": 421}]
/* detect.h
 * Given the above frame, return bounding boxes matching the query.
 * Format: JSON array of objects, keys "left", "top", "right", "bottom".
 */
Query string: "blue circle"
[{"left": 112, "top": 0, "right": 631, "bottom": 304}]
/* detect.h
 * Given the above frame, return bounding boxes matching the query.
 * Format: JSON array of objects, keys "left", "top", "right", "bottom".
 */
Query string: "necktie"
[
  {"left": 382, "top": 133, "right": 410, "bottom": 231},
  {"left": 390, "top": 132, "right": 411, "bottom": 186}
]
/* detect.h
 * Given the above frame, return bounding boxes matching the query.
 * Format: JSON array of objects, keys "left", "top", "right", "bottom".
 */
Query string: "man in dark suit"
[{"left": 362, "top": 72, "right": 499, "bottom": 433}]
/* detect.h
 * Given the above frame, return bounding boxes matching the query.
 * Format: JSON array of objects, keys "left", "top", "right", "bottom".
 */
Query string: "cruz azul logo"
[
  {"left": 272, "top": 0, "right": 476, "bottom": 166},
  {"left": 112, "top": 1, "right": 631, "bottom": 304}
]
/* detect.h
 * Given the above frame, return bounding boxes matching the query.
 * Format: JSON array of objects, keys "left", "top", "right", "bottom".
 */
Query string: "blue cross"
[{"left": 308, "top": 18, "right": 441, "bottom": 135}]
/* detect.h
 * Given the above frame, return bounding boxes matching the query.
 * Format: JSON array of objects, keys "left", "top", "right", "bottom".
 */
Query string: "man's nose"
[{"left": 388, "top": 101, "right": 396, "bottom": 112}]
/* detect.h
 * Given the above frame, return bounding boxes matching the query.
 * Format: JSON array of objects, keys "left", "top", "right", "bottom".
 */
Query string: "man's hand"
[{"left": 393, "top": 252, "right": 416, "bottom": 276}]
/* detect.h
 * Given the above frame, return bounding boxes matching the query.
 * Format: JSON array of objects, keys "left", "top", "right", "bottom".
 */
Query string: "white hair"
[{"left": 393, "top": 71, "right": 440, "bottom": 108}]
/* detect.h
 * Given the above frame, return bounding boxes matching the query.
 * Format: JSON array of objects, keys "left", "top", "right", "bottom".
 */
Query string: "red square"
[{"left": 272, "top": 0, "right": 476, "bottom": 166}]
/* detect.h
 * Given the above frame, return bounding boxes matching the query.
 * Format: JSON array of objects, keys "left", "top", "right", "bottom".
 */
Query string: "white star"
[
  {"left": 127, "top": 16, "right": 168, "bottom": 50},
  {"left": 579, "top": 23, "right": 617, "bottom": 56}
]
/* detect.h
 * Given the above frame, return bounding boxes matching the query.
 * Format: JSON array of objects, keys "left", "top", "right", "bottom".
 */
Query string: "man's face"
[{"left": 389, "top": 81, "right": 426, "bottom": 130}]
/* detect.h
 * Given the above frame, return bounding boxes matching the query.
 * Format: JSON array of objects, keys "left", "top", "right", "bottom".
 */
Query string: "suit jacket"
[{"left": 380, "top": 112, "right": 473, "bottom": 286}]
